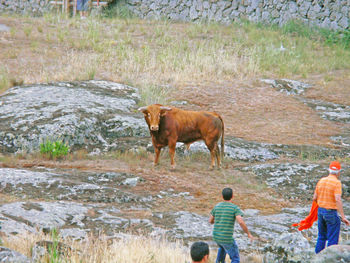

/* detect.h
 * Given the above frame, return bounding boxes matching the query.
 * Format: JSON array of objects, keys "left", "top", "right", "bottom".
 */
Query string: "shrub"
[
  {"left": 102, "top": 0, "right": 135, "bottom": 19},
  {"left": 40, "top": 140, "right": 69, "bottom": 159}
]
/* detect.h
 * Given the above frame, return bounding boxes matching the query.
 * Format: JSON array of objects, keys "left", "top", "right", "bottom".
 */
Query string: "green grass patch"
[{"left": 40, "top": 140, "right": 69, "bottom": 160}]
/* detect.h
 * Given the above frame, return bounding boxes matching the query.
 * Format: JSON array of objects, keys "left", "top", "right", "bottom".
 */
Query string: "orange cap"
[{"left": 329, "top": 161, "right": 341, "bottom": 171}]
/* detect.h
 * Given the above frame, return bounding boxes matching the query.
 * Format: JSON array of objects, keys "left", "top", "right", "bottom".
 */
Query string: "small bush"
[
  {"left": 102, "top": 0, "right": 135, "bottom": 19},
  {"left": 282, "top": 19, "right": 350, "bottom": 49},
  {"left": 40, "top": 140, "right": 69, "bottom": 159},
  {"left": 320, "top": 28, "right": 350, "bottom": 49}
]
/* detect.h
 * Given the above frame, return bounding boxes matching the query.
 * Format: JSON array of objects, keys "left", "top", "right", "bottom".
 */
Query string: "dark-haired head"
[
  {"left": 222, "top": 187, "right": 233, "bottom": 200},
  {"left": 190, "top": 241, "right": 209, "bottom": 262}
]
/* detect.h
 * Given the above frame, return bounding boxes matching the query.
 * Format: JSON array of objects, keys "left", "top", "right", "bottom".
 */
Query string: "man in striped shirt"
[
  {"left": 209, "top": 188, "right": 254, "bottom": 263},
  {"left": 313, "top": 161, "right": 350, "bottom": 253}
]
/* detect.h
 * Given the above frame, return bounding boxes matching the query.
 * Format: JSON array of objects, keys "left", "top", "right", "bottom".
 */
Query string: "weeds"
[
  {"left": 2, "top": 232, "right": 191, "bottom": 263},
  {"left": 102, "top": 0, "right": 135, "bottom": 19},
  {"left": 40, "top": 140, "right": 69, "bottom": 160},
  {"left": 0, "top": 67, "right": 9, "bottom": 94},
  {"left": 48, "top": 229, "right": 61, "bottom": 263},
  {"left": 281, "top": 19, "right": 350, "bottom": 49},
  {"left": 103, "top": 147, "right": 150, "bottom": 164},
  {"left": 23, "top": 26, "right": 32, "bottom": 38},
  {"left": 139, "top": 84, "right": 170, "bottom": 106}
]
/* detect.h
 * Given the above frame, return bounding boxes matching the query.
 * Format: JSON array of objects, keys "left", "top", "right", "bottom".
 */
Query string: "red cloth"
[{"left": 292, "top": 201, "right": 319, "bottom": 231}]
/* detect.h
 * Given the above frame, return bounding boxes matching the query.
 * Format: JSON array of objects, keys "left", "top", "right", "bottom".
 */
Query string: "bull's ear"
[
  {"left": 159, "top": 106, "right": 172, "bottom": 116},
  {"left": 138, "top": 106, "right": 148, "bottom": 114}
]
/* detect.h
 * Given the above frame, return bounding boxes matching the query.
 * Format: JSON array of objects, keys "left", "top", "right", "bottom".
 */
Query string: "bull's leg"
[
  {"left": 205, "top": 140, "right": 218, "bottom": 169},
  {"left": 215, "top": 143, "right": 221, "bottom": 168},
  {"left": 168, "top": 140, "right": 177, "bottom": 170},
  {"left": 154, "top": 147, "right": 161, "bottom": 166},
  {"left": 206, "top": 143, "right": 216, "bottom": 169}
]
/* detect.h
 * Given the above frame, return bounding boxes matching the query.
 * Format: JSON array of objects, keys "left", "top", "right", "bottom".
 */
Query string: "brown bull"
[{"left": 138, "top": 104, "right": 224, "bottom": 169}]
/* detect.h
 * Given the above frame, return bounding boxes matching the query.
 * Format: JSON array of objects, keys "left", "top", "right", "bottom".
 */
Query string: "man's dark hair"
[
  {"left": 190, "top": 241, "right": 209, "bottom": 261},
  {"left": 222, "top": 187, "right": 233, "bottom": 200}
]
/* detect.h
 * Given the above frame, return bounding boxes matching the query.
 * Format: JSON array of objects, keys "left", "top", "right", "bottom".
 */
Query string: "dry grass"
[
  {"left": 1, "top": 13, "right": 350, "bottom": 96},
  {"left": 0, "top": 231, "right": 265, "bottom": 263},
  {"left": 2, "top": 232, "right": 192, "bottom": 263}
]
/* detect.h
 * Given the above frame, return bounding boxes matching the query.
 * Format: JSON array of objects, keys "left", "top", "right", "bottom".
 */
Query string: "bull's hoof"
[
  {"left": 170, "top": 164, "right": 176, "bottom": 170},
  {"left": 209, "top": 165, "right": 215, "bottom": 170},
  {"left": 153, "top": 162, "right": 159, "bottom": 167}
]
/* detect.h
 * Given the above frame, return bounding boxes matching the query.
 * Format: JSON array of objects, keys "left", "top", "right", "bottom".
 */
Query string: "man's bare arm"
[
  {"left": 312, "top": 191, "right": 317, "bottom": 202},
  {"left": 335, "top": 194, "right": 350, "bottom": 225},
  {"left": 236, "top": 215, "right": 254, "bottom": 240}
]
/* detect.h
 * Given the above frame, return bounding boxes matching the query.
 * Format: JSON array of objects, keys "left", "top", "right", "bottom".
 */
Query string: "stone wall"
[
  {"left": 0, "top": 0, "right": 51, "bottom": 16},
  {"left": 126, "top": 0, "right": 350, "bottom": 30}
]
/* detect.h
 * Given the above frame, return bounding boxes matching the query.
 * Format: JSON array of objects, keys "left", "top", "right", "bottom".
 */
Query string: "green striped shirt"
[{"left": 211, "top": 202, "right": 243, "bottom": 244}]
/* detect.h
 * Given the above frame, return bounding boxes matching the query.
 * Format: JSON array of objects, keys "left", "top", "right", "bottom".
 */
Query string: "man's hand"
[
  {"left": 341, "top": 217, "right": 350, "bottom": 226},
  {"left": 247, "top": 233, "right": 257, "bottom": 241}
]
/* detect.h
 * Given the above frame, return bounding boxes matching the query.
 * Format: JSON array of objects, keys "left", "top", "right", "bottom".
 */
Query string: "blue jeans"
[
  {"left": 77, "top": 0, "right": 89, "bottom": 11},
  {"left": 215, "top": 240, "right": 240, "bottom": 263},
  {"left": 315, "top": 207, "right": 341, "bottom": 254}
]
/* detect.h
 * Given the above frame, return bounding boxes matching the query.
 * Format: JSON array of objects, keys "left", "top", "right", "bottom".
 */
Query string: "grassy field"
[{"left": 1, "top": 9, "right": 350, "bottom": 100}]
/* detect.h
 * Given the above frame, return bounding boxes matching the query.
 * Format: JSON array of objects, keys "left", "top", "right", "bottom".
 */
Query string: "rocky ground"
[
  {"left": 0, "top": 15, "right": 350, "bottom": 262},
  {"left": 0, "top": 78, "right": 349, "bottom": 262}
]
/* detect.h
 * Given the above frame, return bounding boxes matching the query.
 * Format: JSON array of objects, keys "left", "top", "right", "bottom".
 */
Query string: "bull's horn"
[
  {"left": 159, "top": 106, "right": 172, "bottom": 111},
  {"left": 138, "top": 106, "right": 148, "bottom": 112}
]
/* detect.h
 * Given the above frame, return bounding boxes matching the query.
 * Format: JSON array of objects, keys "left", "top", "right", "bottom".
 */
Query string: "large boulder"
[
  {"left": 0, "top": 81, "right": 149, "bottom": 154},
  {"left": 263, "top": 232, "right": 314, "bottom": 263},
  {"left": 311, "top": 244, "right": 350, "bottom": 263}
]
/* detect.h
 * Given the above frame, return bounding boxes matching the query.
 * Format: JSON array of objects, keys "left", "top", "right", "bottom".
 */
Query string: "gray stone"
[
  {"left": 189, "top": 5, "right": 198, "bottom": 20},
  {"left": 331, "top": 20, "right": 340, "bottom": 30},
  {"left": 264, "top": 232, "right": 314, "bottom": 263},
  {"left": 0, "top": 24, "right": 9, "bottom": 32},
  {"left": 262, "top": 10, "right": 270, "bottom": 21},
  {"left": 311, "top": 245, "right": 350, "bottom": 262},
  {"left": 288, "top": 1, "right": 298, "bottom": 14},
  {"left": 338, "top": 16, "right": 349, "bottom": 28},
  {"left": 251, "top": 0, "right": 259, "bottom": 10},
  {"left": 0, "top": 247, "right": 31, "bottom": 263},
  {"left": 261, "top": 78, "right": 312, "bottom": 95},
  {"left": 321, "top": 17, "right": 332, "bottom": 28}
]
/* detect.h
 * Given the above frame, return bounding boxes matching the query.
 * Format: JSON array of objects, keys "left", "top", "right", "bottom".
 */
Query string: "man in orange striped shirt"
[{"left": 313, "top": 161, "right": 350, "bottom": 253}]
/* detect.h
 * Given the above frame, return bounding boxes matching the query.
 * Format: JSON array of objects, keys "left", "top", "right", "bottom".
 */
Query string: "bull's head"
[{"left": 138, "top": 104, "right": 172, "bottom": 131}]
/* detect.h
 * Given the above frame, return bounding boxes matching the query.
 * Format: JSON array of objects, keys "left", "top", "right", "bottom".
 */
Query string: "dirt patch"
[
  {"left": 173, "top": 79, "right": 341, "bottom": 146},
  {"left": 0, "top": 157, "right": 292, "bottom": 215}
]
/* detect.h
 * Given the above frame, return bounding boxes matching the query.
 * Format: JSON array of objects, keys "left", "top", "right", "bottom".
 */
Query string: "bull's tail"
[{"left": 218, "top": 115, "right": 225, "bottom": 161}]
